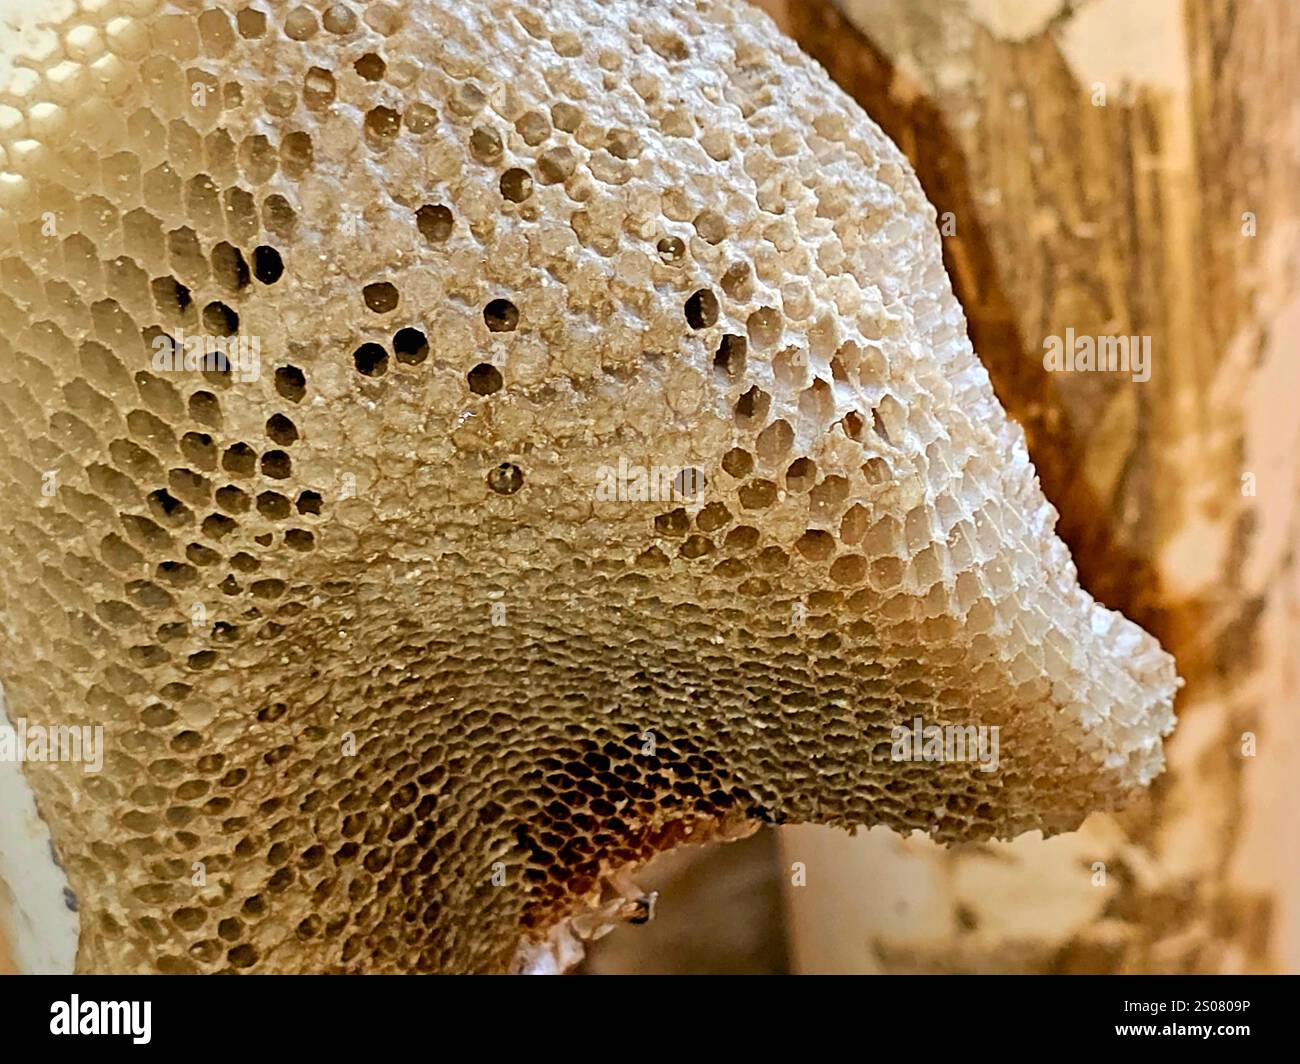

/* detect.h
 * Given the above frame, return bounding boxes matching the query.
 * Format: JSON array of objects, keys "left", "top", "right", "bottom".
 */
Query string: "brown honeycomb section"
[{"left": 0, "top": 0, "right": 1176, "bottom": 973}]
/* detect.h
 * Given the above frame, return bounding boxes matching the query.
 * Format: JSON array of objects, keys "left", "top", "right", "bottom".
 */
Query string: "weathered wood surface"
[{"left": 758, "top": 0, "right": 1299, "bottom": 974}]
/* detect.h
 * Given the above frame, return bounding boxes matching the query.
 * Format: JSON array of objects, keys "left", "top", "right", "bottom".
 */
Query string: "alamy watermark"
[
  {"left": 151, "top": 327, "right": 261, "bottom": 383},
  {"left": 595, "top": 457, "right": 705, "bottom": 503},
  {"left": 50, "top": 996, "right": 150, "bottom": 1044},
  {"left": 0, "top": 717, "right": 104, "bottom": 773},
  {"left": 1043, "top": 328, "right": 1151, "bottom": 383},
  {"left": 891, "top": 716, "right": 1000, "bottom": 773}
]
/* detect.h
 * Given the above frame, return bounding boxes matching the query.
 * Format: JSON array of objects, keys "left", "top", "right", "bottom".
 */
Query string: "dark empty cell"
[
  {"left": 404, "top": 102, "right": 438, "bottom": 134},
  {"left": 467, "top": 363, "right": 503, "bottom": 395},
  {"left": 274, "top": 365, "right": 305, "bottom": 402},
  {"left": 180, "top": 432, "right": 217, "bottom": 470},
  {"left": 152, "top": 276, "right": 192, "bottom": 313},
  {"left": 392, "top": 327, "right": 428, "bottom": 365},
  {"left": 735, "top": 385, "right": 769, "bottom": 423},
  {"left": 487, "top": 463, "right": 524, "bottom": 495},
  {"left": 362, "top": 282, "right": 399, "bottom": 313},
  {"left": 236, "top": 6, "right": 266, "bottom": 37},
  {"left": 657, "top": 236, "right": 685, "bottom": 264},
  {"left": 252, "top": 245, "right": 284, "bottom": 284},
  {"left": 469, "top": 126, "right": 503, "bottom": 164},
  {"left": 221, "top": 443, "right": 256, "bottom": 476},
  {"left": 303, "top": 65, "right": 336, "bottom": 109},
  {"left": 483, "top": 298, "right": 518, "bottom": 333},
  {"left": 872, "top": 407, "right": 893, "bottom": 445},
  {"left": 536, "top": 146, "right": 575, "bottom": 184},
  {"left": 674, "top": 467, "right": 706, "bottom": 499},
  {"left": 416, "top": 204, "right": 453, "bottom": 243},
  {"left": 796, "top": 529, "right": 835, "bottom": 560},
  {"left": 738, "top": 479, "right": 778, "bottom": 509},
  {"left": 296, "top": 490, "right": 323, "bottom": 515},
  {"left": 654, "top": 509, "right": 689, "bottom": 536},
  {"left": 263, "top": 193, "right": 296, "bottom": 238},
  {"left": 215, "top": 914, "right": 246, "bottom": 941},
  {"left": 215, "top": 485, "right": 250, "bottom": 514},
  {"left": 353, "top": 342, "right": 388, "bottom": 376},
  {"left": 684, "top": 289, "right": 718, "bottom": 329},
  {"left": 202, "top": 360, "right": 232, "bottom": 389},
  {"left": 202, "top": 513, "right": 236, "bottom": 539},
  {"left": 281, "top": 131, "right": 314, "bottom": 175},
  {"left": 786, "top": 457, "right": 817, "bottom": 491},
  {"left": 721, "top": 260, "right": 752, "bottom": 300},
  {"left": 285, "top": 528, "right": 314, "bottom": 552},
  {"left": 203, "top": 301, "right": 239, "bottom": 335},
  {"left": 256, "top": 492, "right": 291, "bottom": 519},
  {"left": 168, "top": 467, "right": 209, "bottom": 501},
  {"left": 167, "top": 224, "right": 205, "bottom": 275},
  {"left": 211, "top": 242, "right": 250, "bottom": 290},
  {"left": 188, "top": 650, "right": 218, "bottom": 670},
  {"left": 261, "top": 451, "right": 292, "bottom": 479},
  {"left": 265, "top": 413, "right": 298, "bottom": 445},
  {"left": 147, "top": 489, "right": 190, "bottom": 524},
  {"left": 354, "top": 52, "right": 386, "bottom": 81},
  {"left": 714, "top": 334, "right": 746, "bottom": 378},
  {"left": 186, "top": 542, "right": 220, "bottom": 566},
  {"left": 230, "top": 546, "right": 257, "bottom": 572},
  {"left": 500, "top": 168, "right": 533, "bottom": 202},
  {"left": 364, "top": 106, "right": 401, "bottom": 147}
]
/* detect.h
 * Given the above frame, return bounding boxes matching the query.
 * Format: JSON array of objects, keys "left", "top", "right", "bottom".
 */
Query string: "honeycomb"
[{"left": 0, "top": 0, "right": 1179, "bottom": 974}]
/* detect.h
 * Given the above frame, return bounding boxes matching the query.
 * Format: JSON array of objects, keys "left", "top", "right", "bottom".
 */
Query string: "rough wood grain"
[{"left": 769, "top": 0, "right": 1300, "bottom": 975}]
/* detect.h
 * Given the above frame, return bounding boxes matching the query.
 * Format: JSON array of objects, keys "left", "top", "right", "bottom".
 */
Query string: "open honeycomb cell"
[{"left": 0, "top": 0, "right": 1177, "bottom": 974}]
